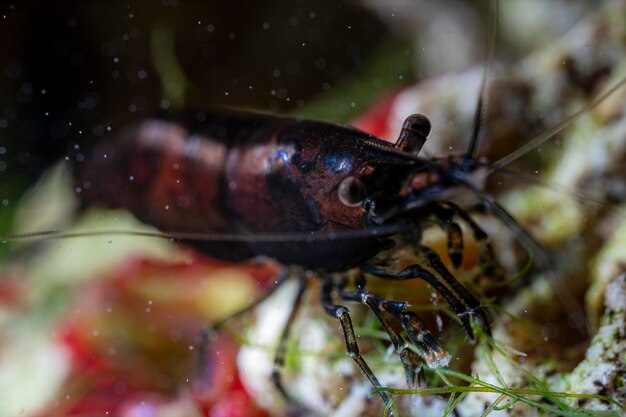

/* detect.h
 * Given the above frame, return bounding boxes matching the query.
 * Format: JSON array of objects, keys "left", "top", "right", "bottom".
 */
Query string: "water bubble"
[
  {"left": 5, "top": 62, "right": 21, "bottom": 79},
  {"left": 17, "top": 83, "right": 33, "bottom": 104}
]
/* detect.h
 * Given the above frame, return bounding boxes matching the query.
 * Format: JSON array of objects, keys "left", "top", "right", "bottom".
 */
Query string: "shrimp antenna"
[
  {"left": 493, "top": 74, "right": 626, "bottom": 169},
  {"left": 465, "top": 0, "right": 498, "bottom": 157},
  {"left": 475, "top": 159, "right": 626, "bottom": 221},
  {"left": 0, "top": 224, "right": 410, "bottom": 244},
  {"left": 463, "top": 180, "right": 591, "bottom": 336},
  {"left": 461, "top": 181, "right": 554, "bottom": 271}
]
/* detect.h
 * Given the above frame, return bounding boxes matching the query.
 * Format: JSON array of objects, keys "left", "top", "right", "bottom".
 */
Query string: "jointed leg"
[
  {"left": 320, "top": 279, "right": 393, "bottom": 407},
  {"left": 429, "top": 201, "right": 499, "bottom": 276},
  {"left": 441, "top": 201, "right": 500, "bottom": 275},
  {"left": 379, "top": 299, "right": 450, "bottom": 366},
  {"left": 338, "top": 282, "right": 423, "bottom": 387},
  {"left": 338, "top": 274, "right": 446, "bottom": 366},
  {"left": 416, "top": 245, "right": 490, "bottom": 336},
  {"left": 427, "top": 202, "right": 465, "bottom": 268},
  {"left": 369, "top": 246, "right": 490, "bottom": 339}
]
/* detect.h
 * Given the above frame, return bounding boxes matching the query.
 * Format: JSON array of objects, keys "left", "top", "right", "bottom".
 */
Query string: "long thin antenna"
[
  {"left": 493, "top": 74, "right": 626, "bottom": 169},
  {"left": 0, "top": 224, "right": 408, "bottom": 244},
  {"left": 462, "top": 182, "right": 554, "bottom": 270},
  {"left": 464, "top": 181, "right": 590, "bottom": 337},
  {"left": 475, "top": 159, "right": 626, "bottom": 221},
  {"left": 466, "top": 0, "right": 498, "bottom": 157}
]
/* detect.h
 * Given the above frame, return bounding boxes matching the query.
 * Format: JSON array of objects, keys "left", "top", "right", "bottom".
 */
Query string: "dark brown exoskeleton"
[{"left": 75, "top": 108, "right": 503, "bottom": 411}]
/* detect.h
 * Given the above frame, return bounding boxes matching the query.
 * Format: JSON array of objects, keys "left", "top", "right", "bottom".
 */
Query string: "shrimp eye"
[{"left": 338, "top": 176, "right": 367, "bottom": 207}]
